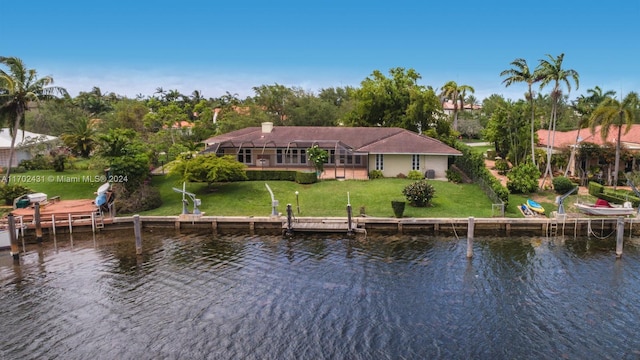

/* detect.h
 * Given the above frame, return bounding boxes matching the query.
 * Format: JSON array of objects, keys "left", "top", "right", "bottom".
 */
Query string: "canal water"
[{"left": 2, "top": 231, "right": 640, "bottom": 359}]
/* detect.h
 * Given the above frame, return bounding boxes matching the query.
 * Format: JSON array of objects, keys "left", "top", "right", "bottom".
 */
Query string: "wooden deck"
[{"left": 283, "top": 219, "right": 360, "bottom": 233}]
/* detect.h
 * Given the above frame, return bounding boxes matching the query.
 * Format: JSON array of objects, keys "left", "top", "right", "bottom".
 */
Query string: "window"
[
  {"left": 375, "top": 154, "right": 384, "bottom": 170},
  {"left": 238, "top": 149, "right": 252, "bottom": 164},
  {"left": 412, "top": 155, "right": 420, "bottom": 171},
  {"left": 276, "top": 149, "right": 283, "bottom": 164}
]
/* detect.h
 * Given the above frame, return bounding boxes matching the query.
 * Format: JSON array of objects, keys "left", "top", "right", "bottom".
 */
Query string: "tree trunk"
[
  {"left": 4, "top": 110, "right": 23, "bottom": 185},
  {"left": 529, "top": 86, "right": 536, "bottom": 166},
  {"left": 613, "top": 123, "right": 622, "bottom": 190}
]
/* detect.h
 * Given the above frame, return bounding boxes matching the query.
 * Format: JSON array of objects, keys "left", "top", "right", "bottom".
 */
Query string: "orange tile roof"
[{"left": 537, "top": 124, "right": 640, "bottom": 149}]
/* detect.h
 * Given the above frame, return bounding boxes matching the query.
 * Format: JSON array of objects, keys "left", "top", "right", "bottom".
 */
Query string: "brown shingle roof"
[{"left": 204, "top": 126, "right": 461, "bottom": 155}]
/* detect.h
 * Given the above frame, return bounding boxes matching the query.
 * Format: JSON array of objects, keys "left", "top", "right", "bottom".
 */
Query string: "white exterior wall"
[{"left": 368, "top": 154, "right": 450, "bottom": 178}]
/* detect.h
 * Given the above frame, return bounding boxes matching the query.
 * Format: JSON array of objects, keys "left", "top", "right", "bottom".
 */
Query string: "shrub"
[
  {"left": 402, "top": 180, "right": 435, "bottom": 207},
  {"left": 295, "top": 171, "right": 317, "bottom": 184},
  {"left": 494, "top": 158, "right": 510, "bottom": 175},
  {"left": 0, "top": 183, "right": 32, "bottom": 205},
  {"left": 446, "top": 169, "right": 463, "bottom": 183},
  {"left": 113, "top": 183, "right": 162, "bottom": 214},
  {"left": 53, "top": 154, "right": 67, "bottom": 172},
  {"left": 396, "top": 173, "right": 407, "bottom": 179},
  {"left": 506, "top": 162, "right": 540, "bottom": 194},
  {"left": 369, "top": 170, "right": 384, "bottom": 179},
  {"left": 552, "top": 176, "right": 577, "bottom": 195},
  {"left": 407, "top": 170, "right": 424, "bottom": 180}
]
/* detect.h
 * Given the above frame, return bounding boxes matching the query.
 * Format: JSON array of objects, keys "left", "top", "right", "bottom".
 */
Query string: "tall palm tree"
[
  {"left": 536, "top": 53, "right": 579, "bottom": 186},
  {"left": 440, "top": 81, "right": 474, "bottom": 131},
  {"left": 589, "top": 92, "right": 639, "bottom": 189},
  {"left": 500, "top": 58, "right": 541, "bottom": 165},
  {"left": 565, "top": 87, "right": 616, "bottom": 178},
  {"left": 0, "top": 56, "right": 68, "bottom": 184}
]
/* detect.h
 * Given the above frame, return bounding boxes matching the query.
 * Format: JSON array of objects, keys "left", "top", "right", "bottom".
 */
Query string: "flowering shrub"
[{"left": 402, "top": 180, "right": 435, "bottom": 207}]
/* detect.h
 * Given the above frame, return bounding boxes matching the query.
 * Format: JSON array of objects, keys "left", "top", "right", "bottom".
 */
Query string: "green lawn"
[
  {"left": 142, "top": 174, "right": 507, "bottom": 218},
  {"left": 9, "top": 169, "right": 542, "bottom": 218}
]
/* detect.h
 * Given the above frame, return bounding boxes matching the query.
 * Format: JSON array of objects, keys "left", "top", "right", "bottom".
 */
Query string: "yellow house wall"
[{"left": 368, "top": 154, "right": 450, "bottom": 178}]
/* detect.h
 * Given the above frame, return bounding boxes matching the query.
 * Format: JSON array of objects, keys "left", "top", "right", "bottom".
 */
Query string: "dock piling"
[
  {"left": 466, "top": 217, "right": 475, "bottom": 258},
  {"left": 8, "top": 214, "right": 19, "bottom": 261},
  {"left": 134, "top": 214, "right": 142, "bottom": 255},
  {"left": 347, "top": 204, "right": 354, "bottom": 236},
  {"left": 34, "top": 203, "right": 42, "bottom": 243},
  {"left": 616, "top": 217, "right": 624, "bottom": 258}
]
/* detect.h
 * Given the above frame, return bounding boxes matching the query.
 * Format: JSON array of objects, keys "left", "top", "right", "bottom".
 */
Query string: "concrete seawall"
[{"left": 68, "top": 214, "right": 640, "bottom": 238}]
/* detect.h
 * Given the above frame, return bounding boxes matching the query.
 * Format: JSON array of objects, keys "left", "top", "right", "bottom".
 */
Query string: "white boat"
[
  {"left": 0, "top": 229, "right": 11, "bottom": 250},
  {"left": 574, "top": 199, "right": 637, "bottom": 216}
]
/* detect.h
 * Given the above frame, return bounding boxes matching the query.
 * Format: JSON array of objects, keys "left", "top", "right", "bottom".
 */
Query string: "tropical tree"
[
  {"left": 0, "top": 56, "right": 68, "bottom": 184},
  {"left": 565, "top": 87, "right": 616, "bottom": 177},
  {"left": 589, "top": 92, "right": 639, "bottom": 188},
  {"left": 61, "top": 117, "right": 97, "bottom": 157},
  {"left": 536, "top": 53, "right": 579, "bottom": 186},
  {"left": 500, "top": 58, "right": 541, "bottom": 165},
  {"left": 440, "top": 81, "right": 475, "bottom": 131}
]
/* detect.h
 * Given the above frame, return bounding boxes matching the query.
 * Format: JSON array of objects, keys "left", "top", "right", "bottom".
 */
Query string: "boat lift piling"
[
  {"left": 616, "top": 216, "right": 624, "bottom": 258},
  {"left": 8, "top": 214, "right": 19, "bottom": 261},
  {"left": 134, "top": 214, "right": 142, "bottom": 255},
  {"left": 34, "top": 203, "right": 43, "bottom": 243},
  {"left": 467, "top": 217, "right": 475, "bottom": 258}
]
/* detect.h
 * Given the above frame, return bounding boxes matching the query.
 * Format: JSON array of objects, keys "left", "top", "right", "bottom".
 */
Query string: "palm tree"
[
  {"left": 565, "top": 87, "right": 616, "bottom": 178},
  {"left": 500, "top": 58, "right": 541, "bottom": 165},
  {"left": 536, "top": 53, "right": 579, "bottom": 186},
  {"left": 440, "top": 81, "right": 474, "bottom": 131},
  {"left": 589, "top": 92, "right": 639, "bottom": 189},
  {"left": 0, "top": 56, "right": 68, "bottom": 184},
  {"left": 61, "top": 117, "right": 97, "bottom": 158}
]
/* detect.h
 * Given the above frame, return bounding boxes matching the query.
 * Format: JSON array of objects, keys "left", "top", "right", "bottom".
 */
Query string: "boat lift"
[
  {"left": 172, "top": 182, "right": 201, "bottom": 215},
  {"left": 556, "top": 186, "right": 578, "bottom": 215},
  {"left": 626, "top": 173, "right": 640, "bottom": 215}
]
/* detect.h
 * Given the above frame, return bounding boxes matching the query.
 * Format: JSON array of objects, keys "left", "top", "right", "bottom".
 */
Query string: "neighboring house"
[
  {"left": 0, "top": 128, "right": 58, "bottom": 168},
  {"left": 442, "top": 100, "right": 482, "bottom": 116},
  {"left": 202, "top": 123, "right": 461, "bottom": 179},
  {"left": 537, "top": 125, "right": 640, "bottom": 176},
  {"left": 163, "top": 121, "right": 194, "bottom": 135}
]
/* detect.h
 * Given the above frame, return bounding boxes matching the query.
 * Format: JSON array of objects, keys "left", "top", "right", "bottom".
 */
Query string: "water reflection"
[{"left": 1, "top": 232, "right": 640, "bottom": 359}]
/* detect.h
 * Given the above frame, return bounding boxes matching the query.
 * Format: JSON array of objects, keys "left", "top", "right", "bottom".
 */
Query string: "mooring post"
[
  {"left": 467, "top": 217, "right": 475, "bottom": 258},
  {"left": 347, "top": 204, "right": 354, "bottom": 235},
  {"left": 8, "top": 214, "right": 19, "bottom": 261},
  {"left": 134, "top": 214, "right": 142, "bottom": 255},
  {"left": 616, "top": 217, "right": 624, "bottom": 258},
  {"left": 34, "top": 203, "right": 43, "bottom": 243},
  {"left": 284, "top": 204, "right": 294, "bottom": 236}
]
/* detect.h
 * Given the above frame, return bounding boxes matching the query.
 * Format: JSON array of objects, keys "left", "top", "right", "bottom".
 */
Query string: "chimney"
[{"left": 261, "top": 122, "right": 273, "bottom": 133}]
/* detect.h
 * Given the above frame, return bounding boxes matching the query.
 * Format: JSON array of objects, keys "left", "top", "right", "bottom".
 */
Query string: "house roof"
[
  {"left": 537, "top": 124, "right": 640, "bottom": 150},
  {"left": 0, "top": 128, "right": 57, "bottom": 149},
  {"left": 203, "top": 125, "right": 461, "bottom": 156}
]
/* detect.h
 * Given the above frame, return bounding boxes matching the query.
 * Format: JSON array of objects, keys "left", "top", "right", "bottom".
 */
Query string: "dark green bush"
[
  {"left": 454, "top": 146, "right": 509, "bottom": 206},
  {"left": 402, "top": 180, "right": 435, "bottom": 207},
  {"left": 552, "top": 176, "right": 577, "bottom": 195},
  {"left": 0, "top": 183, "right": 32, "bottom": 205},
  {"left": 113, "top": 183, "right": 162, "bottom": 214},
  {"left": 53, "top": 154, "right": 67, "bottom": 172},
  {"left": 246, "top": 170, "right": 297, "bottom": 181},
  {"left": 446, "top": 169, "right": 463, "bottom": 183},
  {"left": 506, "top": 162, "right": 540, "bottom": 194},
  {"left": 494, "top": 158, "right": 510, "bottom": 175},
  {"left": 369, "top": 170, "right": 384, "bottom": 179},
  {"left": 19, "top": 154, "right": 52, "bottom": 170},
  {"left": 295, "top": 171, "right": 317, "bottom": 184}
]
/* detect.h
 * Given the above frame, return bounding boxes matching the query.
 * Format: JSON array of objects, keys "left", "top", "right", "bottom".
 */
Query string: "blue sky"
[{"left": 1, "top": 0, "right": 638, "bottom": 101}]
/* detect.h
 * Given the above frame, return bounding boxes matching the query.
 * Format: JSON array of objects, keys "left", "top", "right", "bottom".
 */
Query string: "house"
[
  {"left": 0, "top": 128, "right": 58, "bottom": 168},
  {"left": 442, "top": 100, "right": 482, "bottom": 116},
  {"left": 202, "top": 123, "right": 461, "bottom": 179},
  {"left": 537, "top": 125, "right": 640, "bottom": 177},
  {"left": 163, "top": 121, "right": 194, "bottom": 135}
]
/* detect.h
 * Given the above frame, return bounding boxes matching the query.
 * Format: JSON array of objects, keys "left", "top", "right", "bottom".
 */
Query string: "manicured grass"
[
  {"left": 7, "top": 169, "right": 104, "bottom": 200},
  {"left": 10, "top": 169, "right": 549, "bottom": 218},
  {"left": 143, "top": 175, "right": 502, "bottom": 218}
]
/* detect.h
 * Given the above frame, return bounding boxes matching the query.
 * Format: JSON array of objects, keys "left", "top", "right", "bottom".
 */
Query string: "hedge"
[
  {"left": 588, "top": 181, "right": 640, "bottom": 207},
  {"left": 245, "top": 169, "right": 317, "bottom": 184}
]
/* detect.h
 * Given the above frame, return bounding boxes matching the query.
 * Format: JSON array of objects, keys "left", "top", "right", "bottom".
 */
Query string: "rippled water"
[{"left": 2, "top": 231, "right": 640, "bottom": 359}]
